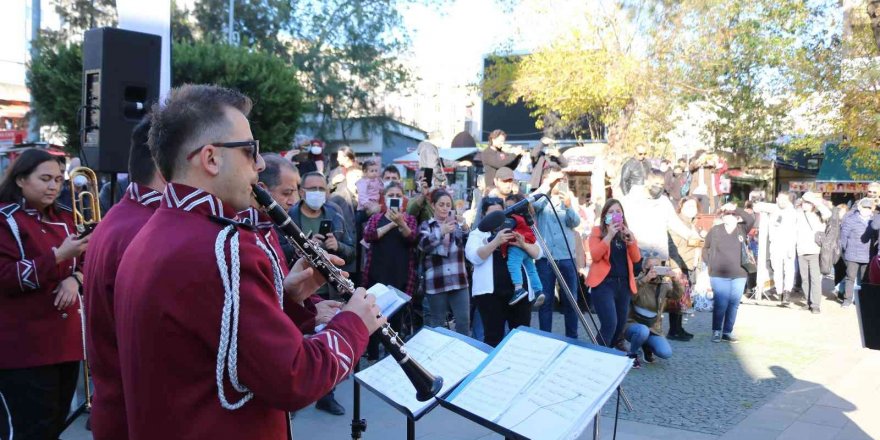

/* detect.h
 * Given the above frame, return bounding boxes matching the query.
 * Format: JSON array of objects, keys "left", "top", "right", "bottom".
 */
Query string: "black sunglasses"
[{"left": 186, "top": 140, "right": 260, "bottom": 162}]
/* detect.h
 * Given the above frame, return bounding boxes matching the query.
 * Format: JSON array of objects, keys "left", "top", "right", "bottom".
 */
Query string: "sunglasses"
[{"left": 186, "top": 140, "right": 260, "bottom": 162}]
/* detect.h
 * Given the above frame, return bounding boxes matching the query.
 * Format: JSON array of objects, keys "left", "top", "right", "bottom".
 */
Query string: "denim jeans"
[
  {"left": 507, "top": 246, "right": 543, "bottom": 291},
  {"left": 590, "top": 277, "right": 630, "bottom": 347},
  {"left": 710, "top": 277, "right": 746, "bottom": 334},
  {"left": 624, "top": 324, "right": 673, "bottom": 358},
  {"left": 426, "top": 288, "right": 471, "bottom": 336},
  {"left": 536, "top": 258, "right": 579, "bottom": 339}
]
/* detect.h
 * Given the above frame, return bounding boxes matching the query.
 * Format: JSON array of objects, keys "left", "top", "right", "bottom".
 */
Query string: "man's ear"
[{"left": 201, "top": 145, "right": 222, "bottom": 176}]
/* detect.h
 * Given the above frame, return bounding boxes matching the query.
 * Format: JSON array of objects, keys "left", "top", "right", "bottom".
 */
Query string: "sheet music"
[
  {"left": 494, "top": 344, "right": 632, "bottom": 440},
  {"left": 355, "top": 328, "right": 488, "bottom": 417},
  {"left": 315, "top": 283, "right": 408, "bottom": 332},
  {"left": 448, "top": 330, "right": 567, "bottom": 422}
]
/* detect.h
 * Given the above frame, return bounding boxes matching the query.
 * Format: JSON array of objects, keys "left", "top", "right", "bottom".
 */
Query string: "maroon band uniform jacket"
[
  {"left": 0, "top": 201, "right": 83, "bottom": 370},
  {"left": 83, "top": 183, "right": 162, "bottom": 440},
  {"left": 114, "top": 183, "right": 368, "bottom": 439}
]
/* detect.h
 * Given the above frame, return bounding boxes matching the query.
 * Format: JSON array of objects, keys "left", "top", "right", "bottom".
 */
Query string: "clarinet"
[{"left": 252, "top": 185, "right": 443, "bottom": 402}]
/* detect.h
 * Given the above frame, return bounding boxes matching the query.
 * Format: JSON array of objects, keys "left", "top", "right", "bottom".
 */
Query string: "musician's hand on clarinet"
[
  {"left": 53, "top": 276, "right": 79, "bottom": 310},
  {"left": 315, "top": 300, "right": 343, "bottom": 325},
  {"left": 54, "top": 234, "right": 90, "bottom": 263},
  {"left": 283, "top": 255, "right": 345, "bottom": 302},
  {"left": 343, "top": 288, "right": 386, "bottom": 334}
]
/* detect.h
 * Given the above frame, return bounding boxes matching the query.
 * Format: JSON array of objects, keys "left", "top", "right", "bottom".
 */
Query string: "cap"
[
  {"left": 859, "top": 198, "right": 874, "bottom": 208},
  {"left": 495, "top": 167, "right": 514, "bottom": 181}
]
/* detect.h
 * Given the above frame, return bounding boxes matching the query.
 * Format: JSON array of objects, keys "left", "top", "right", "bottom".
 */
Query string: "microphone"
[{"left": 477, "top": 192, "right": 543, "bottom": 232}]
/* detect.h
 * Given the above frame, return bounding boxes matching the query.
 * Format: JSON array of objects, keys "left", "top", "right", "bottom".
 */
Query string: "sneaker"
[
  {"left": 721, "top": 333, "right": 739, "bottom": 344},
  {"left": 627, "top": 353, "right": 641, "bottom": 369},
  {"left": 532, "top": 292, "right": 546, "bottom": 308},
  {"left": 667, "top": 331, "right": 691, "bottom": 342},
  {"left": 508, "top": 288, "right": 529, "bottom": 306},
  {"left": 842, "top": 300, "right": 853, "bottom": 308},
  {"left": 642, "top": 346, "right": 655, "bottom": 364},
  {"left": 811, "top": 308, "right": 821, "bottom": 314},
  {"left": 712, "top": 331, "right": 722, "bottom": 343}
]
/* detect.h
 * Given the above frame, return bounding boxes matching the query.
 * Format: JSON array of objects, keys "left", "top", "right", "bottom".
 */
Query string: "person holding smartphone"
[
  {"left": 361, "top": 182, "right": 418, "bottom": 362},
  {"left": 622, "top": 258, "right": 682, "bottom": 368},
  {"left": 586, "top": 199, "right": 642, "bottom": 351}
]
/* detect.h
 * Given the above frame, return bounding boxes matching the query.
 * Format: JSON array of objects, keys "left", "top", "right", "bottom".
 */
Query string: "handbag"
[{"left": 632, "top": 284, "right": 662, "bottom": 327}]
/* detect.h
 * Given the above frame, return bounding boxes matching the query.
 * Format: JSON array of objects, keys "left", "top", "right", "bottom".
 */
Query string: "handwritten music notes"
[
  {"left": 354, "top": 327, "right": 490, "bottom": 418},
  {"left": 446, "top": 329, "right": 632, "bottom": 440}
]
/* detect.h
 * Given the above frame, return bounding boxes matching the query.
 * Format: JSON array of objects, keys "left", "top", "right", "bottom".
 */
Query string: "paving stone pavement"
[{"left": 62, "top": 290, "right": 879, "bottom": 439}]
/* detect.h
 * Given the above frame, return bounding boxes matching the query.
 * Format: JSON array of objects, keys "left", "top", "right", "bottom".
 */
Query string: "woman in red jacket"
[
  {"left": 586, "top": 199, "right": 641, "bottom": 349},
  {"left": 0, "top": 149, "right": 89, "bottom": 439}
]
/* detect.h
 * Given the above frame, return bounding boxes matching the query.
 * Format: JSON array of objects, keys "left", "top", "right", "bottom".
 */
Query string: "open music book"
[
  {"left": 442, "top": 328, "right": 632, "bottom": 440},
  {"left": 315, "top": 283, "right": 409, "bottom": 332},
  {"left": 354, "top": 326, "right": 492, "bottom": 419}
]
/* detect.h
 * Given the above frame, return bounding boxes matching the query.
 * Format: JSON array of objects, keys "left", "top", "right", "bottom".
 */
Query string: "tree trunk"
[{"left": 869, "top": 0, "right": 880, "bottom": 53}]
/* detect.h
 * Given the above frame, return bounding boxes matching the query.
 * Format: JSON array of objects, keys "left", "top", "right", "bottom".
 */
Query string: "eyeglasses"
[{"left": 186, "top": 140, "right": 260, "bottom": 162}]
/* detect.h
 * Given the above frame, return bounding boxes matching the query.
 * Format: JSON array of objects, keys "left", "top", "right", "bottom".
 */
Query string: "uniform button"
[{"left": 61, "top": 313, "right": 68, "bottom": 319}]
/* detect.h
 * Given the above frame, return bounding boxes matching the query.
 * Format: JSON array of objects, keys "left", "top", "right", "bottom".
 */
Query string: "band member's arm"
[
  {"left": 236, "top": 242, "right": 369, "bottom": 410},
  {"left": 0, "top": 224, "right": 66, "bottom": 294}
]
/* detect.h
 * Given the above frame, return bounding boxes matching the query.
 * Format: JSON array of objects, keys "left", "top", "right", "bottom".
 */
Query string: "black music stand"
[{"left": 353, "top": 327, "right": 492, "bottom": 440}]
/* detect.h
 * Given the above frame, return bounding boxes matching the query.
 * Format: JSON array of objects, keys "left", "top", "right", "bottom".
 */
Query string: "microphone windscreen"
[{"left": 478, "top": 210, "right": 507, "bottom": 232}]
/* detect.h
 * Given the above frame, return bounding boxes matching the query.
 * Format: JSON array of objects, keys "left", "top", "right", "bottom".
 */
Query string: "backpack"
[{"left": 819, "top": 209, "right": 842, "bottom": 275}]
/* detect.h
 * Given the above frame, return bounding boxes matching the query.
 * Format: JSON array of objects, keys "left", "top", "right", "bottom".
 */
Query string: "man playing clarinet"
[{"left": 114, "top": 84, "right": 383, "bottom": 439}]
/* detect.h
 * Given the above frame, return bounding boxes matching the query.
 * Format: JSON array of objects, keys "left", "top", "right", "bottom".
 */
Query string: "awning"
[
  {"left": 561, "top": 146, "right": 598, "bottom": 173},
  {"left": 0, "top": 104, "right": 29, "bottom": 119},
  {"left": 393, "top": 147, "right": 478, "bottom": 171},
  {"left": 816, "top": 144, "right": 876, "bottom": 181}
]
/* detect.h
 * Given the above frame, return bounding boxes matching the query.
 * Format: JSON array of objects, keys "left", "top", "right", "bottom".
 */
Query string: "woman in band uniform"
[{"left": 0, "top": 149, "right": 90, "bottom": 439}]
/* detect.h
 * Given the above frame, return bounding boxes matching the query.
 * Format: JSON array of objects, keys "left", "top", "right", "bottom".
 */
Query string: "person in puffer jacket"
[{"left": 840, "top": 199, "right": 879, "bottom": 307}]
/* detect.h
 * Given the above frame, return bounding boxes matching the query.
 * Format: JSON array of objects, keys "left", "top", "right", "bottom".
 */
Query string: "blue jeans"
[
  {"left": 710, "top": 277, "right": 746, "bottom": 334},
  {"left": 507, "top": 246, "right": 543, "bottom": 291},
  {"left": 536, "top": 258, "right": 579, "bottom": 339},
  {"left": 590, "top": 277, "right": 630, "bottom": 347},
  {"left": 624, "top": 324, "right": 673, "bottom": 358}
]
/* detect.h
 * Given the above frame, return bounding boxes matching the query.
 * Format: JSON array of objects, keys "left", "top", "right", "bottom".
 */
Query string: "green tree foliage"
[
  {"left": 25, "top": 40, "right": 83, "bottom": 153},
  {"left": 47, "top": 0, "right": 117, "bottom": 42},
  {"left": 27, "top": 40, "right": 303, "bottom": 153},
  {"left": 190, "top": 0, "right": 413, "bottom": 140},
  {"left": 172, "top": 42, "right": 303, "bottom": 152}
]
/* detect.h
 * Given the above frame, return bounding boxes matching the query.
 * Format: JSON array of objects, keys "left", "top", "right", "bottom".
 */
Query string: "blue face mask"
[{"left": 605, "top": 214, "right": 614, "bottom": 225}]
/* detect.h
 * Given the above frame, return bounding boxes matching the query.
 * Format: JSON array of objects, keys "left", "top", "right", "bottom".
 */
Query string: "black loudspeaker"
[
  {"left": 82, "top": 27, "right": 161, "bottom": 173},
  {"left": 856, "top": 284, "right": 880, "bottom": 350}
]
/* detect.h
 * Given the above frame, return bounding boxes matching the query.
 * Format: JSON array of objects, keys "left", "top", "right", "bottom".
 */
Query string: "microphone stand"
[{"left": 518, "top": 199, "right": 633, "bottom": 440}]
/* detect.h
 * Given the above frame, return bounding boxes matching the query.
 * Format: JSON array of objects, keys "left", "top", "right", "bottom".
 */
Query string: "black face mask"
[{"left": 648, "top": 186, "right": 664, "bottom": 199}]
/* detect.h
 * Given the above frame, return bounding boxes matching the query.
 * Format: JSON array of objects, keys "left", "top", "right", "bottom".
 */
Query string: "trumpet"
[{"left": 69, "top": 166, "right": 102, "bottom": 238}]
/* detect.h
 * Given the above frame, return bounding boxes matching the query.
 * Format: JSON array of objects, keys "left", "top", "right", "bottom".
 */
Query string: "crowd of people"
[{"left": 0, "top": 82, "right": 877, "bottom": 439}]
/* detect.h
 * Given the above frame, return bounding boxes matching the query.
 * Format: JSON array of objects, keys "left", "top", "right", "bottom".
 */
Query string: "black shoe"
[
  {"left": 667, "top": 331, "right": 691, "bottom": 342},
  {"left": 315, "top": 395, "right": 345, "bottom": 416},
  {"left": 678, "top": 328, "right": 694, "bottom": 340},
  {"left": 721, "top": 333, "right": 739, "bottom": 343},
  {"left": 642, "top": 346, "right": 655, "bottom": 364},
  {"left": 779, "top": 291, "right": 791, "bottom": 307}
]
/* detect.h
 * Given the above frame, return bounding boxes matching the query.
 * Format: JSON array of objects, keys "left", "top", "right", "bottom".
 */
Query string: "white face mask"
[
  {"left": 310, "top": 146, "right": 322, "bottom": 155},
  {"left": 304, "top": 191, "right": 326, "bottom": 210},
  {"left": 72, "top": 175, "right": 89, "bottom": 187}
]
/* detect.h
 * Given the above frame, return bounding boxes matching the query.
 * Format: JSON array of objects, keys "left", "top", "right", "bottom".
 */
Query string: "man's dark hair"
[
  {"left": 128, "top": 115, "right": 158, "bottom": 186},
  {"left": 300, "top": 171, "right": 327, "bottom": 189},
  {"left": 382, "top": 165, "right": 400, "bottom": 178},
  {"left": 259, "top": 153, "right": 298, "bottom": 190},
  {"left": 148, "top": 84, "right": 253, "bottom": 181}
]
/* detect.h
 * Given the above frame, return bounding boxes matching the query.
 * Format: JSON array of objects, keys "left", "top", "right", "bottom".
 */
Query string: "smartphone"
[
  {"left": 319, "top": 220, "right": 333, "bottom": 236},
  {"left": 386, "top": 197, "right": 401, "bottom": 212},
  {"left": 653, "top": 266, "right": 672, "bottom": 276},
  {"left": 421, "top": 168, "right": 433, "bottom": 187}
]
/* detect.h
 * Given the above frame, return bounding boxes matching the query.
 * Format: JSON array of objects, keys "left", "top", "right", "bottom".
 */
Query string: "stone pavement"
[{"left": 62, "top": 292, "right": 880, "bottom": 439}]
